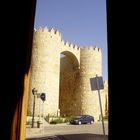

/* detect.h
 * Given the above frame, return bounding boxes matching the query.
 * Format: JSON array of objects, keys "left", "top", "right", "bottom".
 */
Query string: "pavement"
[{"left": 26, "top": 121, "right": 108, "bottom": 140}]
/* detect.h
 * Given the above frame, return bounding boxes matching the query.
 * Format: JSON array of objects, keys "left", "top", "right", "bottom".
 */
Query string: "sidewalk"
[{"left": 26, "top": 123, "right": 69, "bottom": 139}]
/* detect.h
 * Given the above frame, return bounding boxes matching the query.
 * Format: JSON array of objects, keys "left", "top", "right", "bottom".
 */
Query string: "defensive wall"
[{"left": 27, "top": 27, "right": 108, "bottom": 121}]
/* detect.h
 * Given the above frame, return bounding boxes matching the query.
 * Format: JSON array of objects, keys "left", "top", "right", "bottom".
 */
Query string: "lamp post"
[{"left": 31, "top": 88, "right": 37, "bottom": 128}]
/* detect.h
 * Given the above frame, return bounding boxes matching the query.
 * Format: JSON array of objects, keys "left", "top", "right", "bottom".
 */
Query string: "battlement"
[
  {"left": 34, "top": 26, "right": 101, "bottom": 53},
  {"left": 80, "top": 46, "right": 101, "bottom": 52},
  {"left": 34, "top": 26, "right": 61, "bottom": 37},
  {"left": 61, "top": 40, "right": 101, "bottom": 52},
  {"left": 61, "top": 40, "right": 80, "bottom": 50}
]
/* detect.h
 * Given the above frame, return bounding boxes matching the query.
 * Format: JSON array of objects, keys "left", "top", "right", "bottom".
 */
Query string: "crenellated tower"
[
  {"left": 28, "top": 27, "right": 62, "bottom": 116},
  {"left": 77, "top": 47, "right": 102, "bottom": 121}
]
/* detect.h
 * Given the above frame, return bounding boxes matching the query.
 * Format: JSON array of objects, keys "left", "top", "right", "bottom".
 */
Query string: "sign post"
[
  {"left": 31, "top": 88, "right": 46, "bottom": 130},
  {"left": 90, "top": 75, "right": 106, "bottom": 138},
  {"left": 40, "top": 93, "right": 46, "bottom": 135},
  {"left": 31, "top": 88, "right": 37, "bottom": 128},
  {"left": 42, "top": 100, "right": 44, "bottom": 135}
]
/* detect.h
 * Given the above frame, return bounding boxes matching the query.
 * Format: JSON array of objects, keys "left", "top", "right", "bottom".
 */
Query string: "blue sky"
[{"left": 34, "top": 0, "right": 108, "bottom": 80}]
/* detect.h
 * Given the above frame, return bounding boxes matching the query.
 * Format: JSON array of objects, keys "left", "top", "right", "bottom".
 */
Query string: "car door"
[{"left": 82, "top": 116, "right": 88, "bottom": 124}]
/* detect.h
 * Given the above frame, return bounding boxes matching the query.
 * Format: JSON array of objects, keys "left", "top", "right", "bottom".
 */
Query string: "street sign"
[
  {"left": 40, "top": 93, "right": 46, "bottom": 101},
  {"left": 32, "top": 88, "right": 37, "bottom": 95},
  {"left": 90, "top": 75, "right": 105, "bottom": 138},
  {"left": 90, "top": 76, "right": 104, "bottom": 91}
]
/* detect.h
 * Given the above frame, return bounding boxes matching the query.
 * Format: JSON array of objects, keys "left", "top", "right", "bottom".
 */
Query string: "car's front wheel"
[{"left": 78, "top": 121, "right": 81, "bottom": 125}]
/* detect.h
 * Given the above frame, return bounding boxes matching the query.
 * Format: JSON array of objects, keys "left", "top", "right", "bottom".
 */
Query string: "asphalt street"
[{"left": 26, "top": 122, "right": 108, "bottom": 140}]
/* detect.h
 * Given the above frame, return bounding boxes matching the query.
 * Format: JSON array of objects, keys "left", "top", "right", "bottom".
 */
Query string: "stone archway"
[{"left": 59, "top": 51, "right": 80, "bottom": 116}]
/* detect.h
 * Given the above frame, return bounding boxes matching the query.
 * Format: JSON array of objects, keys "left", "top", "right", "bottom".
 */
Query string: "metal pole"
[
  {"left": 96, "top": 75, "right": 106, "bottom": 138},
  {"left": 39, "top": 98, "right": 41, "bottom": 122},
  {"left": 42, "top": 101, "right": 44, "bottom": 135},
  {"left": 31, "top": 94, "right": 35, "bottom": 128}
]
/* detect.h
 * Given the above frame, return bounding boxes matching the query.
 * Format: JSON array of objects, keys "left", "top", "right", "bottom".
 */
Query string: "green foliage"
[
  {"left": 44, "top": 114, "right": 76, "bottom": 124},
  {"left": 26, "top": 121, "right": 30, "bottom": 125},
  {"left": 44, "top": 115, "right": 49, "bottom": 123},
  {"left": 27, "top": 111, "right": 32, "bottom": 116},
  {"left": 49, "top": 120, "right": 57, "bottom": 124},
  {"left": 50, "top": 118, "right": 64, "bottom": 124},
  {"left": 64, "top": 116, "right": 75, "bottom": 123}
]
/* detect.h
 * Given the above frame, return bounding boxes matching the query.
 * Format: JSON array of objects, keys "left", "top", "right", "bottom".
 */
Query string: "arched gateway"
[{"left": 27, "top": 27, "right": 107, "bottom": 121}]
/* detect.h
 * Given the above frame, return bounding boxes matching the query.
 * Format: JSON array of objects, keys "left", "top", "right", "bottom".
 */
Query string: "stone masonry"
[{"left": 27, "top": 26, "right": 108, "bottom": 121}]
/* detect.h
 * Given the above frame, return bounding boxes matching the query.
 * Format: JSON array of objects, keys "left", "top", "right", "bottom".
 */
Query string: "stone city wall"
[{"left": 27, "top": 27, "right": 108, "bottom": 121}]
